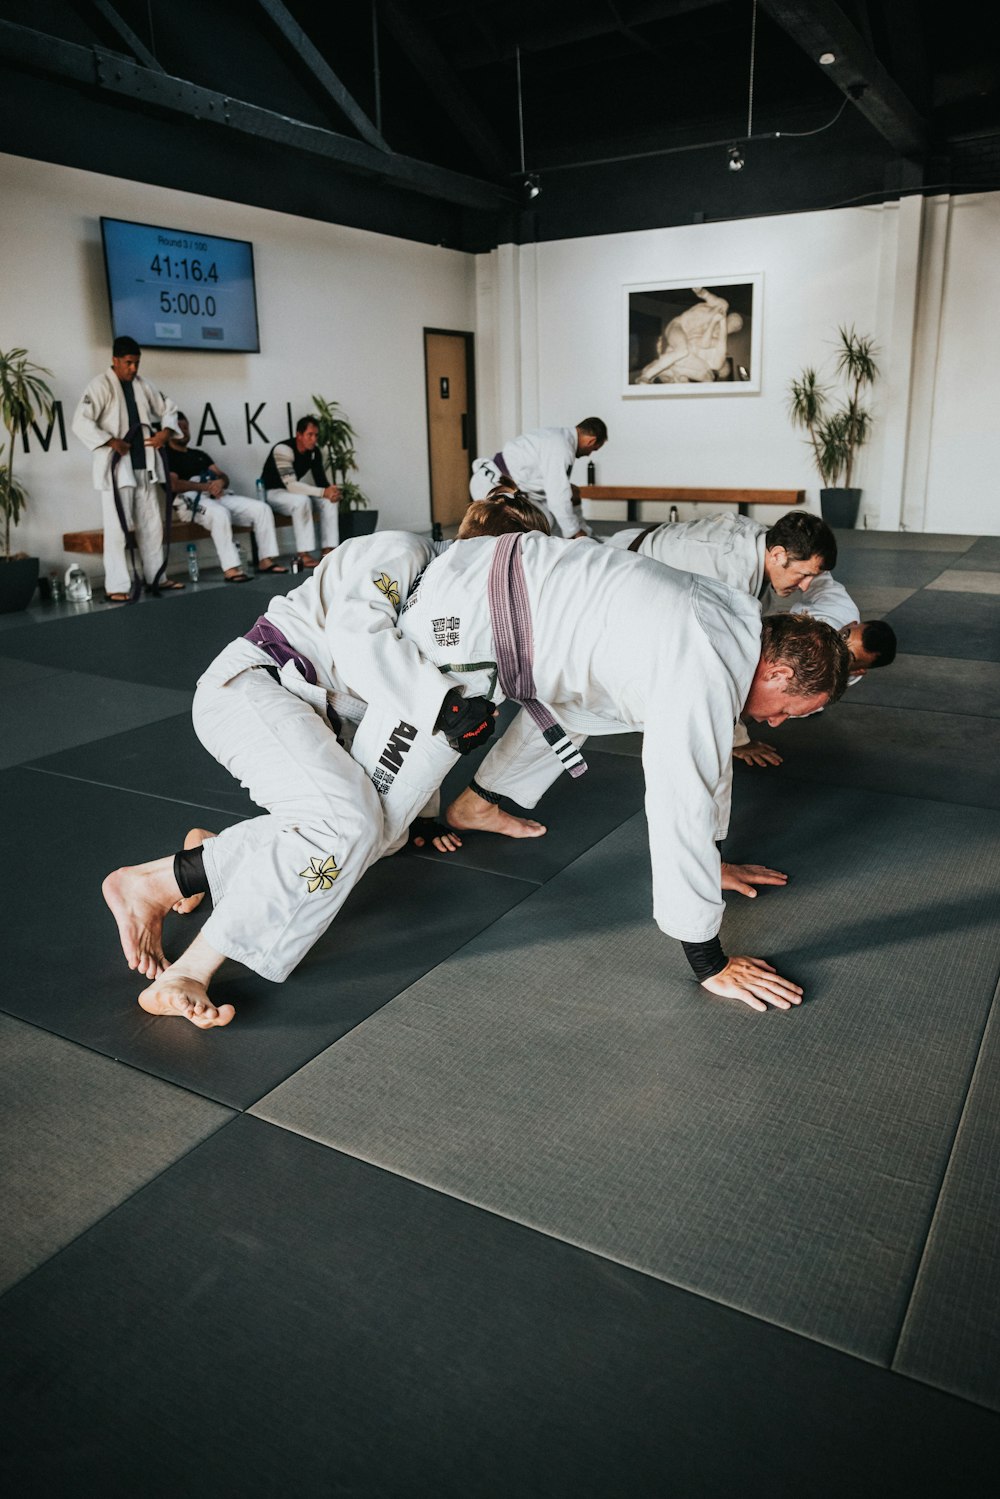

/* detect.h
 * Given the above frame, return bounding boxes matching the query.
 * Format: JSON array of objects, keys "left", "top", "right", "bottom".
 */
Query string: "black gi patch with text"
[{"left": 371, "top": 720, "right": 418, "bottom": 797}]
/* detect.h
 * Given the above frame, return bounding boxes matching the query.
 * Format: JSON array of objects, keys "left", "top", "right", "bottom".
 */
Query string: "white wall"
[
  {"left": 0, "top": 153, "right": 475, "bottom": 573},
  {"left": 476, "top": 193, "right": 1000, "bottom": 534}
]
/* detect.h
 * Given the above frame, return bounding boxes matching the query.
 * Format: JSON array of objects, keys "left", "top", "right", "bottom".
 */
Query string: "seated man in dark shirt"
[
  {"left": 260, "top": 414, "right": 340, "bottom": 568},
  {"left": 168, "top": 414, "right": 288, "bottom": 581}
]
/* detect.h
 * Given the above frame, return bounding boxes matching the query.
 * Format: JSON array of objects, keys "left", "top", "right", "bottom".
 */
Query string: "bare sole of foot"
[
  {"left": 102, "top": 867, "right": 170, "bottom": 980},
  {"left": 172, "top": 828, "right": 217, "bottom": 914},
  {"left": 139, "top": 974, "right": 235, "bottom": 1029},
  {"left": 444, "top": 794, "right": 546, "bottom": 841}
]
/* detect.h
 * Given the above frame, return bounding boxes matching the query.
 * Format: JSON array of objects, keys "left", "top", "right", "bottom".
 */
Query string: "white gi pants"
[
  {"left": 191, "top": 642, "right": 458, "bottom": 981},
  {"left": 174, "top": 493, "right": 280, "bottom": 572},
  {"left": 100, "top": 471, "right": 165, "bottom": 594},
  {"left": 266, "top": 488, "right": 340, "bottom": 554}
]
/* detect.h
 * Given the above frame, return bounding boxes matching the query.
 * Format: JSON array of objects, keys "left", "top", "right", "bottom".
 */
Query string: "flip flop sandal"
[
  {"left": 156, "top": 578, "right": 186, "bottom": 591},
  {"left": 257, "top": 562, "right": 289, "bottom": 574},
  {"left": 225, "top": 571, "right": 250, "bottom": 583},
  {"left": 299, "top": 555, "right": 321, "bottom": 569},
  {"left": 104, "top": 591, "right": 130, "bottom": 603}
]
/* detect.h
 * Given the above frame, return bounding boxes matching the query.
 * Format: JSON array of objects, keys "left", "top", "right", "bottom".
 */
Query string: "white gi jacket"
[
  {"left": 608, "top": 514, "right": 769, "bottom": 597},
  {"left": 489, "top": 427, "right": 589, "bottom": 539},
  {"left": 399, "top": 533, "right": 762, "bottom": 943},
  {"left": 71, "top": 370, "right": 180, "bottom": 491}
]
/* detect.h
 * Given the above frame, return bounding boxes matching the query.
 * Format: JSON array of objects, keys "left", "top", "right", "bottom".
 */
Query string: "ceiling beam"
[
  {"left": 0, "top": 20, "right": 514, "bottom": 212},
  {"left": 449, "top": 0, "right": 723, "bottom": 69},
  {"left": 758, "top": 0, "right": 928, "bottom": 158},
  {"left": 87, "top": 1, "right": 164, "bottom": 72},
  {"left": 253, "top": 0, "right": 389, "bottom": 152},
  {"left": 377, "top": 0, "right": 511, "bottom": 178}
]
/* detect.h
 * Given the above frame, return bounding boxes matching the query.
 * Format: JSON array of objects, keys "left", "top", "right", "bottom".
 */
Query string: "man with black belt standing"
[
  {"left": 261, "top": 415, "right": 341, "bottom": 569},
  {"left": 71, "top": 335, "right": 185, "bottom": 601}
]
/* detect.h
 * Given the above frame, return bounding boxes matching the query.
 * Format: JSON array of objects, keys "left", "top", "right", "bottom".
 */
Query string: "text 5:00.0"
[{"left": 159, "top": 292, "right": 218, "bottom": 316}]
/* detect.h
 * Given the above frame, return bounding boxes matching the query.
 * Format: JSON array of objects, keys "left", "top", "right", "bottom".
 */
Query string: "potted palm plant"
[
  {"left": 311, "top": 394, "right": 378, "bottom": 540},
  {"left": 787, "top": 327, "right": 879, "bottom": 528},
  {"left": 1, "top": 347, "right": 55, "bottom": 612}
]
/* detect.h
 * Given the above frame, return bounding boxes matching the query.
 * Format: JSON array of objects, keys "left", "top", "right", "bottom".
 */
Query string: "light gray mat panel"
[
  {"left": 925, "top": 569, "right": 1000, "bottom": 595},
  {"left": 764, "top": 701, "right": 1000, "bottom": 809},
  {"left": 893, "top": 982, "right": 1000, "bottom": 1410},
  {"left": 0, "top": 1014, "right": 231, "bottom": 1294},
  {"left": 854, "top": 653, "right": 1000, "bottom": 718},
  {"left": 253, "top": 783, "right": 1000, "bottom": 1363},
  {"left": 0, "top": 670, "right": 191, "bottom": 769}
]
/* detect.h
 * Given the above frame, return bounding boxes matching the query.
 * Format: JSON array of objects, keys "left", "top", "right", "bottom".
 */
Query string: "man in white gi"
[
  {"left": 469, "top": 418, "right": 607, "bottom": 538},
  {"left": 442, "top": 510, "right": 839, "bottom": 842},
  {"left": 101, "top": 493, "right": 551, "bottom": 1028},
  {"left": 71, "top": 336, "right": 185, "bottom": 601},
  {"left": 260, "top": 415, "right": 341, "bottom": 568},
  {"left": 168, "top": 413, "right": 288, "bottom": 582}
]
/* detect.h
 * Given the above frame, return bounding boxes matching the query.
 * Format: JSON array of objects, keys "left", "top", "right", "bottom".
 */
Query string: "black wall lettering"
[
  {"left": 198, "top": 402, "right": 226, "bottom": 446},
  {"left": 245, "top": 403, "right": 268, "bottom": 442},
  {"left": 20, "top": 401, "right": 67, "bottom": 454}
]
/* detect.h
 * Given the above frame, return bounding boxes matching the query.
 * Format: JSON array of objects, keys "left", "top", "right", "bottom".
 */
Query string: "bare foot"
[
  {"left": 139, "top": 973, "right": 235, "bottom": 1028},
  {"left": 102, "top": 862, "right": 178, "bottom": 979},
  {"left": 172, "top": 828, "right": 216, "bottom": 914},
  {"left": 444, "top": 787, "right": 546, "bottom": 840}
]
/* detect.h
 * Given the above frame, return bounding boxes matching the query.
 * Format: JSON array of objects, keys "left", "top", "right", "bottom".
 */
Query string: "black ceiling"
[{"left": 2, "top": 0, "right": 998, "bottom": 251}]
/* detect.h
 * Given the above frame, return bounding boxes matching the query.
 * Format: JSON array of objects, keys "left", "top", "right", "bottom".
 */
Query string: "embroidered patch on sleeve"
[
  {"left": 374, "top": 572, "right": 401, "bottom": 609},
  {"left": 299, "top": 855, "right": 340, "bottom": 892},
  {"left": 433, "top": 615, "right": 461, "bottom": 647}
]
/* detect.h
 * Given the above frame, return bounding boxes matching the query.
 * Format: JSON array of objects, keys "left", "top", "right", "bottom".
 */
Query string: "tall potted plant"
[
  {"left": 787, "top": 327, "right": 879, "bottom": 529},
  {"left": 311, "top": 394, "right": 378, "bottom": 540},
  {"left": 0, "top": 347, "right": 55, "bottom": 612}
]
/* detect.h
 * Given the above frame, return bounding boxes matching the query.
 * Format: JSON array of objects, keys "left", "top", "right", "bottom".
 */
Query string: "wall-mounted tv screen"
[{"left": 100, "top": 217, "right": 260, "bottom": 352}]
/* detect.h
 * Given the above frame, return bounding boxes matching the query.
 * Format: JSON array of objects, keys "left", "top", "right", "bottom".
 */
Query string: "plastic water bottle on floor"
[
  {"left": 235, "top": 539, "right": 250, "bottom": 575},
  {"left": 187, "top": 543, "right": 199, "bottom": 583}
]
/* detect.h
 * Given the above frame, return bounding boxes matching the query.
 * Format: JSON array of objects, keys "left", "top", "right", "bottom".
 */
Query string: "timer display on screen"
[{"left": 100, "top": 218, "right": 260, "bottom": 352}]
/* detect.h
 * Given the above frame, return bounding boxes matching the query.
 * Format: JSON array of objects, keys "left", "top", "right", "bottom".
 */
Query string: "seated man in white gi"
[
  {"left": 168, "top": 413, "right": 289, "bottom": 582},
  {"left": 104, "top": 530, "right": 848, "bottom": 1023},
  {"left": 100, "top": 492, "right": 550, "bottom": 1029},
  {"left": 261, "top": 415, "right": 341, "bottom": 568},
  {"left": 469, "top": 418, "right": 607, "bottom": 539}
]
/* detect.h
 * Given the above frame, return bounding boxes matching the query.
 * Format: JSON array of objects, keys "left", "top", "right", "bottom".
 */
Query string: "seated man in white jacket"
[
  {"left": 469, "top": 418, "right": 607, "bottom": 538},
  {"left": 100, "top": 492, "right": 549, "bottom": 1029}
]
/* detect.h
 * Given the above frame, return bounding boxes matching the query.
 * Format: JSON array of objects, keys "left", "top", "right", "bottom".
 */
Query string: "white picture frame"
[{"left": 624, "top": 275, "right": 763, "bottom": 395}]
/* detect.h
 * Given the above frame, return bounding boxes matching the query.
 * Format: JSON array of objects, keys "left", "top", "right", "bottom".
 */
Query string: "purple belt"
[
  {"left": 492, "top": 450, "right": 514, "bottom": 482},
  {"left": 487, "top": 533, "right": 587, "bottom": 779},
  {"left": 244, "top": 617, "right": 318, "bottom": 685}
]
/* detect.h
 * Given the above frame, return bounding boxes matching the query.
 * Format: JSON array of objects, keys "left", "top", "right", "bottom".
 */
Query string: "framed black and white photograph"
[{"left": 624, "top": 276, "right": 762, "bottom": 395}]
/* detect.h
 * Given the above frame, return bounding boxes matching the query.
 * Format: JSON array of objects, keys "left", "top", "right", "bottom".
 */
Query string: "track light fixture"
[
  {"left": 524, "top": 173, "right": 541, "bottom": 200},
  {"left": 728, "top": 146, "right": 744, "bottom": 172}
]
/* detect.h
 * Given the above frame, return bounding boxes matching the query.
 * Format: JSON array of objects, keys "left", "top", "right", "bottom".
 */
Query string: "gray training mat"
[
  {"left": 893, "top": 981, "right": 1000, "bottom": 1411},
  {"left": 253, "top": 778, "right": 1000, "bottom": 1363},
  {"left": 0, "top": 766, "right": 538, "bottom": 1110},
  {"left": 830, "top": 549, "right": 960, "bottom": 588},
  {"left": 0, "top": 668, "right": 191, "bottom": 770},
  {"left": 849, "top": 652, "right": 1000, "bottom": 718},
  {"left": 0, "top": 1013, "right": 230, "bottom": 1295},
  {"left": 762, "top": 699, "right": 1000, "bottom": 810},
  {"left": 2, "top": 1114, "right": 997, "bottom": 1499},
  {"left": 875, "top": 587, "right": 1000, "bottom": 660}
]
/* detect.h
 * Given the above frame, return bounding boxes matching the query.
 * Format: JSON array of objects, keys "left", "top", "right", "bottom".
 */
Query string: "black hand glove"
[{"left": 436, "top": 689, "right": 497, "bottom": 754}]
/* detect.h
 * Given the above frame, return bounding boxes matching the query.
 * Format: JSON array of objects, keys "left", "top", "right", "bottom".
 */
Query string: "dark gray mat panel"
[
  {"left": 2, "top": 1116, "right": 996, "bottom": 1499},
  {"left": 843, "top": 583, "right": 917, "bottom": 617},
  {"left": 763, "top": 700, "right": 1000, "bottom": 809},
  {"left": 0, "top": 767, "right": 536, "bottom": 1110},
  {"left": 0, "top": 670, "right": 192, "bottom": 770},
  {"left": 0, "top": 655, "right": 60, "bottom": 689},
  {"left": 253, "top": 782, "right": 1000, "bottom": 1362},
  {"left": 834, "top": 530, "right": 975, "bottom": 552},
  {"left": 26, "top": 713, "right": 256, "bottom": 819},
  {"left": 894, "top": 983, "right": 1000, "bottom": 1410},
  {"left": 0, "top": 1013, "right": 230, "bottom": 1294},
  {"left": 949, "top": 536, "right": 1000, "bottom": 570},
  {"left": 0, "top": 587, "right": 263, "bottom": 690},
  {"left": 873, "top": 588, "right": 1000, "bottom": 661},
  {"left": 412, "top": 741, "right": 646, "bottom": 882},
  {"left": 854, "top": 653, "right": 1000, "bottom": 718},
  {"left": 828, "top": 550, "right": 957, "bottom": 588}
]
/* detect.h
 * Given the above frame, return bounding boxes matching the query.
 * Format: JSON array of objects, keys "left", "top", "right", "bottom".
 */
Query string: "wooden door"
[{"left": 425, "top": 330, "right": 474, "bottom": 532}]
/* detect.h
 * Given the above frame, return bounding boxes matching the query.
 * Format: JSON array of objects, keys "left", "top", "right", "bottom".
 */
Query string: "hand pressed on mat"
[{"left": 701, "top": 957, "right": 803, "bottom": 1013}]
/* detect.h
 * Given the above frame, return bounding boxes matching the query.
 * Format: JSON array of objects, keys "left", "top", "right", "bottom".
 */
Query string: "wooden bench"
[
  {"left": 579, "top": 486, "right": 804, "bottom": 522},
  {"left": 63, "top": 512, "right": 294, "bottom": 568}
]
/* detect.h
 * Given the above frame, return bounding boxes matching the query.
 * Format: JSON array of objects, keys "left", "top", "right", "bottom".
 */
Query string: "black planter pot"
[
  {"left": 819, "top": 487, "right": 861, "bottom": 529},
  {"left": 338, "top": 508, "right": 378, "bottom": 540},
  {"left": 0, "top": 555, "right": 40, "bottom": 613}
]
